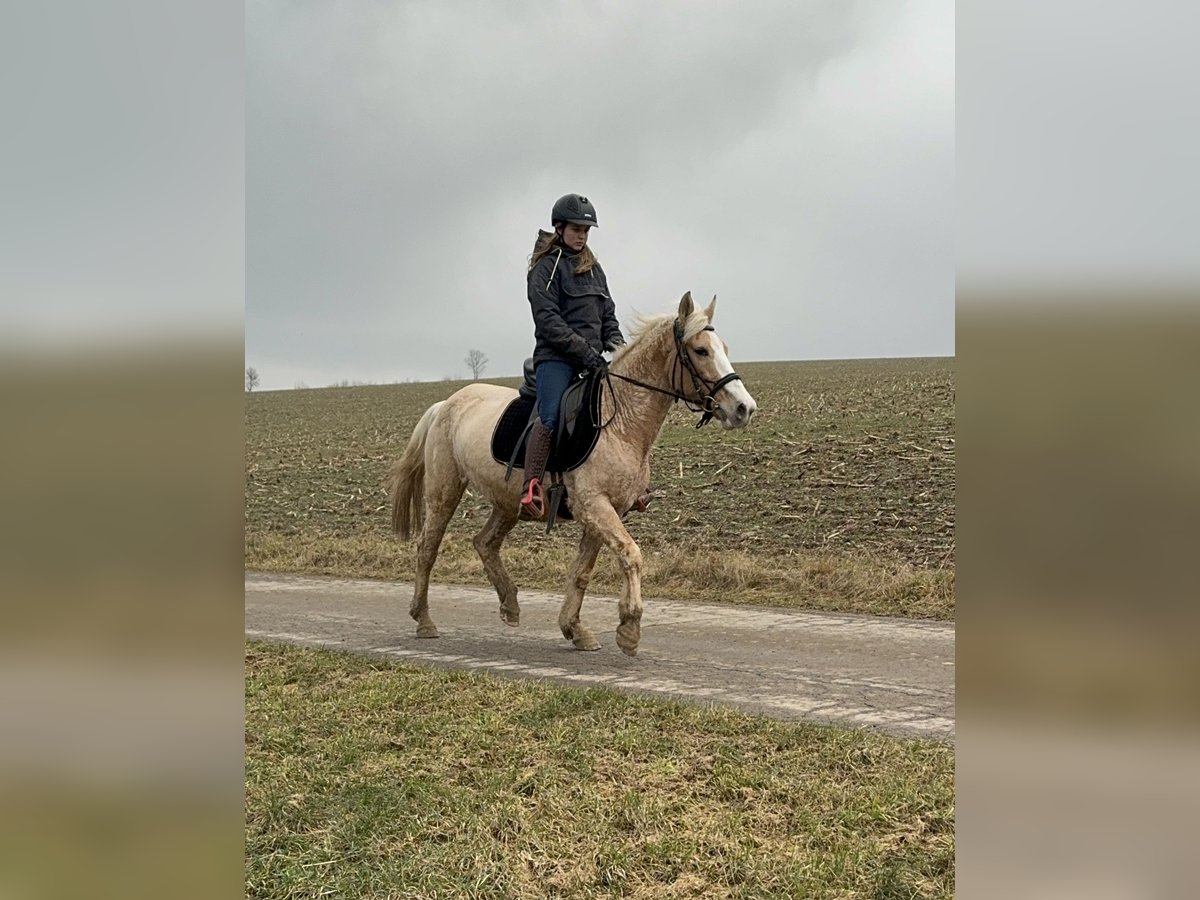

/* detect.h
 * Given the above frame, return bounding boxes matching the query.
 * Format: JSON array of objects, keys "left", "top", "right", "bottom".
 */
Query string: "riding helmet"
[{"left": 551, "top": 193, "right": 599, "bottom": 228}]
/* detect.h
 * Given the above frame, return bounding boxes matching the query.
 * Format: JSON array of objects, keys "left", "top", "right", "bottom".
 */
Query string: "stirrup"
[
  {"left": 544, "top": 481, "right": 566, "bottom": 533},
  {"left": 521, "top": 477, "right": 546, "bottom": 520}
]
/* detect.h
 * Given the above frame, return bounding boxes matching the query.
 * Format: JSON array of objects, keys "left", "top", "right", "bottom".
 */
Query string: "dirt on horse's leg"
[
  {"left": 473, "top": 504, "right": 521, "bottom": 626},
  {"left": 411, "top": 510, "right": 454, "bottom": 637},
  {"left": 410, "top": 462, "right": 465, "bottom": 639},
  {"left": 560, "top": 530, "right": 603, "bottom": 651},
  {"left": 579, "top": 500, "right": 643, "bottom": 656}
]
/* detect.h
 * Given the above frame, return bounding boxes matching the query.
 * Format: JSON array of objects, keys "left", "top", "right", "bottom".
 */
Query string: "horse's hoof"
[
  {"left": 499, "top": 608, "right": 520, "bottom": 627},
  {"left": 415, "top": 624, "right": 440, "bottom": 639},
  {"left": 572, "top": 630, "right": 602, "bottom": 652},
  {"left": 616, "top": 622, "right": 640, "bottom": 656}
]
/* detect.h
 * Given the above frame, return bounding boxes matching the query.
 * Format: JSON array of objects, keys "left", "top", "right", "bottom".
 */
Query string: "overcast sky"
[{"left": 246, "top": 0, "right": 953, "bottom": 390}]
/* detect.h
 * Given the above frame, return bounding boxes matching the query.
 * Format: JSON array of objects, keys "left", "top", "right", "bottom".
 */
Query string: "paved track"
[{"left": 246, "top": 572, "right": 954, "bottom": 739}]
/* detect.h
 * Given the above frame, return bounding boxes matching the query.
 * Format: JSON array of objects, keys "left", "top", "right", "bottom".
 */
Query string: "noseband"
[
  {"left": 603, "top": 322, "right": 743, "bottom": 429},
  {"left": 672, "top": 321, "right": 744, "bottom": 427}
]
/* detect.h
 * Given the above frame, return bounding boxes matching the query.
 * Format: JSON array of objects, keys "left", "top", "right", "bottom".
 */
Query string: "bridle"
[{"left": 604, "top": 321, "right": 744, "bottom": 429}]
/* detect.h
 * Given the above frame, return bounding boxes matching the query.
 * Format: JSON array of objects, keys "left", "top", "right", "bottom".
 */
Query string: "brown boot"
[{"left": 520, "top": 420, "right": 554, "bottom": 520}]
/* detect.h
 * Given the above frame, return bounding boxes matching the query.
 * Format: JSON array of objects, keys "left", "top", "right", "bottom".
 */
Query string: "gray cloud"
[{"left": 247, "top": 0, "right": 952, "bottom": 389}]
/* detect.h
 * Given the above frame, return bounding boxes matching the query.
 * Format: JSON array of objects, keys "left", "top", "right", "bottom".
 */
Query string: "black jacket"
[{"left": 527, "top": 245, "right": 623, "bottom": 367}]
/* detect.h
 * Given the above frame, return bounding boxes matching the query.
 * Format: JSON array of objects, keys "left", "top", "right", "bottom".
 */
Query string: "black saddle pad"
[{"left": 490, "top": 370, "right": 604, "bottom": 475}]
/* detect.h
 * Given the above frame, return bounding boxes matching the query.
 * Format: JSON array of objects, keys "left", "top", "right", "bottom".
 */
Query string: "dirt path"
[{"left": 246, "top": 572, "right": 954, "bottom": 739}]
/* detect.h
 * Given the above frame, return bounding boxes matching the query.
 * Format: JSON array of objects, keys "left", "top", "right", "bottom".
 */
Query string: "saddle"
[{"left": 489, "top": 360, "right": 606, "bottom": 525}]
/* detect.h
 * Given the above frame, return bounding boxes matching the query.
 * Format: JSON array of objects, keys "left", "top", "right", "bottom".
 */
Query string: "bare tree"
[
  {"left": 245, "top": 366, "right": 260, "bottom": 392},
  {"left": 464, "top": 349, "right": 488, "bottom": 380}
]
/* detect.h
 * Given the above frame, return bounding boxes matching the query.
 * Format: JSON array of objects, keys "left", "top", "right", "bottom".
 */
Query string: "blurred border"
[
  {"left": 1, "top": 2, "right": 244, "bottom": 897},
  {"left": 958, "top": 0, "right": 1200, "bottom": 895}
]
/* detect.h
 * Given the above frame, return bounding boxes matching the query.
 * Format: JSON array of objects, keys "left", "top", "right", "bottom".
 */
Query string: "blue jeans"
[{"left": 535, "top": 360, "right": 579, "bottom": 430}]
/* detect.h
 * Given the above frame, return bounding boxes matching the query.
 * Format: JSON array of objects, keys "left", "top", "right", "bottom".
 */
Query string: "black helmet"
[{"left": 551, "top": 193, "right": 599, "bottom": 228}]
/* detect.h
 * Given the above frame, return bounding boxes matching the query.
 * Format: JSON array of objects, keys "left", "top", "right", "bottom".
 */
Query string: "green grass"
[
  {"left": 246, "top": 641, "right": 955, "bottom": 899},
  {"left": 245, "top": 358, "right": 954, "bottom": 619}
]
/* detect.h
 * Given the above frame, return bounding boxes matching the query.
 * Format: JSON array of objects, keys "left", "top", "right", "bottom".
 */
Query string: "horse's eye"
[{"left": 694, "top": 347, "right": 709, "bottom": 357}]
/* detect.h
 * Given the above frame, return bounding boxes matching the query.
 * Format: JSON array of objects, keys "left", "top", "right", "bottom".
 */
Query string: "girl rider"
[{"left": 520, "top": 193, "right": 624, "bottom": 519}]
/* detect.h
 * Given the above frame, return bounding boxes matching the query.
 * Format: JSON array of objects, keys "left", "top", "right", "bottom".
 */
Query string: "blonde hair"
[{"left": 528, "top": 228, "right": 596, "bottom": 275}]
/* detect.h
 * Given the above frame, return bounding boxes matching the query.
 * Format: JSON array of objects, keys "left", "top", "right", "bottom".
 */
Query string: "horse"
[{"left": 387, "top": 292, "right": 758, "bottom": 656}]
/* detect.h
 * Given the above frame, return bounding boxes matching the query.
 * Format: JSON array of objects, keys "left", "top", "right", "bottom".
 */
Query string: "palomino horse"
[{"left": 387, "top": 292, "right": 757, "bottom": 656}]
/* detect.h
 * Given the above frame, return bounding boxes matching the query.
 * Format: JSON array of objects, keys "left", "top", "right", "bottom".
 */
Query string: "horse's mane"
[{"left": 612, "top": 310, "right": 709, "bottom": 363}]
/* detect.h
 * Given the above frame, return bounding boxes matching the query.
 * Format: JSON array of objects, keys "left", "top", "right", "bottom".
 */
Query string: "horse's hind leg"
[
  {"left": 410, "top": 456, "right": 466, "bottom": 638},
  {"left": 560, "top": 530, "right": 604, "bottom": 651},
  {"left": 473, "top": 504, "right": 521, "bottom": 626}
]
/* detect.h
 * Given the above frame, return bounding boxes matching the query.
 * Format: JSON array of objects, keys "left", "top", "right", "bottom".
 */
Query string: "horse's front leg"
[
  {"left": 577, "top": 499, "right": 643, "bottom": 656},
  {"left": 560, "top": 529, "right": 604, "bottom": 651}
]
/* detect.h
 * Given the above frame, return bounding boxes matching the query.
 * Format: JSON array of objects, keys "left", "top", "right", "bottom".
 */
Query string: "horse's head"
[{"left": 675, "top": 292, "right": 757, "bottom": 429}]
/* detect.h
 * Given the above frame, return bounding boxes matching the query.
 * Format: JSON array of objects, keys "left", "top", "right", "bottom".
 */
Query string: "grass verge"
[
  {"left": 246, "top": 642, "right": 954, "bottom": 899},
  {"left": 246, "top": 531, "right": 953, "bottom": 620}
]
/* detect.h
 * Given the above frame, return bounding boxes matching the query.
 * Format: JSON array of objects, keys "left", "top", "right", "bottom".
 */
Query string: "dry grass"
[
  {"left": 246, "top": 641, "right": 955, "bottom": 899},
  {"left": 246, "top": 531, "right": 953, "bottom": 620},
  {"left": 245, "top": 358, "right": 954, "bottom": 619}
]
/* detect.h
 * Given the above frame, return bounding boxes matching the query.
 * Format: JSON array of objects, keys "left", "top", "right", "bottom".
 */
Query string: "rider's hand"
[{"left": 585, "top": 349, "right": 608, "bottom": 373}]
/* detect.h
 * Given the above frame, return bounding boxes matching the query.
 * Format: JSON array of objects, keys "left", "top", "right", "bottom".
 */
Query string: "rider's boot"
[{"left": 520, "top": 420, "right": 553, "bottom": 520}]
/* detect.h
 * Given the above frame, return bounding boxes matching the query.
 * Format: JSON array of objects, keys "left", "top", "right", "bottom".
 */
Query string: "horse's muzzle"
[{"left": 717, "top": 396, "right": 757, "bottom": 429}]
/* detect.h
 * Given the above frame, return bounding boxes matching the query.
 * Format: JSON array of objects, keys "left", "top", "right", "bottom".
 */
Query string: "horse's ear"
[
  {"left": 678, "top": 292, "right": 694, "bottom": 321},
  {"left": 704, "top": 295, "right": 716, "bottom": 322}
]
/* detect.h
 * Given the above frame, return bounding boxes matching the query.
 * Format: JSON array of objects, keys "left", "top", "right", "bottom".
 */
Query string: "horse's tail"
[{"left": 388, "top": 401, "right": 442, "bottom": 540}]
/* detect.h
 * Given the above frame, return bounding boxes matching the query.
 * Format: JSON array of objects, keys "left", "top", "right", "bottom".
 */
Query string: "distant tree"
[
  {"left": 245, "top": 366, "right": 260, "bottom": 392},
  {"left": 464, "top": 349, "right": 488, "bottom": 380}
]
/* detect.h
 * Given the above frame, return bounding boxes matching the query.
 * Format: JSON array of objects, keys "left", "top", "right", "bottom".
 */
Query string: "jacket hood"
[{"left": 531, "top": 229, "right": 566, "bottom": 257}]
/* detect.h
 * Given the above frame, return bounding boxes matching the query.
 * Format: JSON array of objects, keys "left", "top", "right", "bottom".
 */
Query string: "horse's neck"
[{"left": 605, "top": 327, "right": 677, "bottom": 457}]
